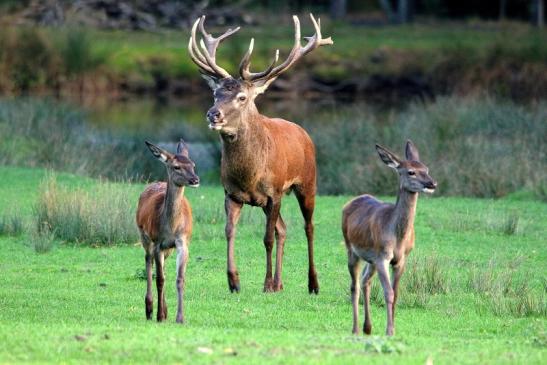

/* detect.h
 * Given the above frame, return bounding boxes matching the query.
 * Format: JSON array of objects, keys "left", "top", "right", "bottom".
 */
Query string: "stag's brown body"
[
  {"left": 221, "top": 116, "right": 316, "bottom": 207},
  {"left": 188, "top": 14, "right": 331, "bottom": 293}
]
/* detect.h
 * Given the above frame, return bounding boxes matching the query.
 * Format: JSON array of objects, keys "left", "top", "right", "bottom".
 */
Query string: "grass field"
[{"left": 0, "top": 166, "right": 545, "bottom": 364}]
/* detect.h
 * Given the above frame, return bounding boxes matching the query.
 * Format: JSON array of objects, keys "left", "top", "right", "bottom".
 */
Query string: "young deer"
[
  {"left": 136, "top": 140, "right": 199, "bottom": 323},
  {"left": 187, "top": 14, "right": 332, "bottom": 294},
  {"left": 342, "top": 140, "right": 437, "bottom": 336}
]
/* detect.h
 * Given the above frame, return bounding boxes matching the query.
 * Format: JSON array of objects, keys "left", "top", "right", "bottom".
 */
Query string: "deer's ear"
[
  {"left": 201, "top": 74, "right": 222, "bottom": 90},
  {"left": 145, "top": 141, "right": 171, "bottom": 163},
  {"left": 405, "top": 140, "right": 420, "bottom": 161},
  {"left": 176, "top": 138, "right": 189, "bottom": 157},
  {"left": 376, "top": 144, "right": 401, "bottom": 169}
]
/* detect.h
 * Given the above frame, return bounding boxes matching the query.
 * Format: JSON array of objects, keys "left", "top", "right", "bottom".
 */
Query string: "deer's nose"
[
  {"left": 188, "top": 176, "right": 200, "bottom": 187},
  {"left": 426, "top": 180, "right": 437, "bottom": 189},
  {"left": 207, "top": 108, "right": 223, "bottom": 123}
]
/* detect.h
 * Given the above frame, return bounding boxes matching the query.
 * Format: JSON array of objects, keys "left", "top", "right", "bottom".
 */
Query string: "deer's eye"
[
  {"left": 173, "top": 166, "right": 181, "bottom": 171},
  {"left": 238, "top": 95, "right": 247, "bottom": 102},
  {"left": 408, "top": 171, "right": 416, "bottom": 176}
]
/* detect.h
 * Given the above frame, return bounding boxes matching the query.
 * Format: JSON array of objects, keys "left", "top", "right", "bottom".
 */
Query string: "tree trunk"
[
  {"left": 538, "top": 0, "right": 545, "bottom": 28},
  {"left": 379, "top": 0, "right": 396, "bottom": 23},
  {"left": 499, "top": 0, "right": 507, "bottom": 20},
  {"left": 330, "top": 0, "right": 347, "bottom": 20},
  {"left": 397, "top": 0, "right": 414, "bottom": 23}
]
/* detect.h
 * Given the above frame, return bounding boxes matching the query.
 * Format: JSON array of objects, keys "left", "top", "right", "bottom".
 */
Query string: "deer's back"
[
  {"left": 342, "top": 194, "right": 395, "bottom": 256},
  {"left": 136, "top": 182, "right": 192, "bottom": 245}
]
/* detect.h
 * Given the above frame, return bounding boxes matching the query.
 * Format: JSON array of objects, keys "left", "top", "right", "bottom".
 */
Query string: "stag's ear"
[
  {"left": 176, "top": 138, "right": 189, "bottom": 157},
  {"left": 145, "top": 141, "right": 171, "bottom": 163},
  {"left": 376, "top": 144, "right": 401, "bottom": 169},
  {"left": 405, "top": 140, "right": 420, "bottom": 161},
  {"left": 201, "top": 74, "right": 221, "bottom": 90}
]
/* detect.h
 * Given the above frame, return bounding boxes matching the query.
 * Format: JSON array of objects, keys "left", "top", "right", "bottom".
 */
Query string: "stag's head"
[
  {"left": 375, "top": 140, "right": 437, "bottom": 194},
  {"left": 188, "top": 14, "right": 333, "bottom": 134},
  {"left": 145, "top": 140, "right": 200, "bottom": 188}
]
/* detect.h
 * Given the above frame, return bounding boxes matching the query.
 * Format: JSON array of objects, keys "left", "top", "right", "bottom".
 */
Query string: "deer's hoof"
[
  {"left": 308, "top": 273, "right": 319, "bottom": 294},
  {"left": 227, "top": 271, "right": 240, "bottom": 293}
]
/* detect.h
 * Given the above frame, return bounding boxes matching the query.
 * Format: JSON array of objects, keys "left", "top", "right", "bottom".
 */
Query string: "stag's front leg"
[
  {"left": 263, "top": 199, "right": 281, "bottom": 292},
  {"left": 376, "top": 259, "right": 394, "bottom": 336},
  {"left": 145, "top": 252, "right": 154, "bottom": 320},
  {"left": 155, "top": 249, "right": 167, "bottom": 322},
  {"left": 175, "top": 238, "right": 189, "bottom": 324},
  {"left": 272, "top": 214, "right": 287, "bottom": 291},
  {"left": 225, "top": 196, "right": 243, "bottom": 293}
]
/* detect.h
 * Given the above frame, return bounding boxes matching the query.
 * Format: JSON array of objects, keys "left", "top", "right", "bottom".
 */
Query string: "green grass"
[{"left": 0, "top": 165, "right": 545, "bottom": 364}]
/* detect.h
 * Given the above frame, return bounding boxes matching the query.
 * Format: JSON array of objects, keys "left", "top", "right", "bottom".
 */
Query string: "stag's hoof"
[
  {"left": 176, "top": 315, "right": 184, "bottom": 324},
  {"left": 272, "top": 280, "right": 284, "bottom": 292},
  {"left": 308, "top": 271, "right": 319, "bottom": 294},
  {"left": 263, "top": 278, "right": 275, "bottom": 292},
  {"left": 364, "top": 322, "right": 372, "bottom": 335}
]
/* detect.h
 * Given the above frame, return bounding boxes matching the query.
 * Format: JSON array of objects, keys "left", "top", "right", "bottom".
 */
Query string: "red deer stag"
[
  {"left": 136, "top": 140, "right": 199, "bottom": 323},
  {"left": 188, "top": 14, "right": 333, "bottom": 293},
  {"left": 342, "top": 140, "right": 437, "bottom": 336}
]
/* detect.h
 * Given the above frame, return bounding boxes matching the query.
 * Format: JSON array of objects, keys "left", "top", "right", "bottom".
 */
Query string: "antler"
[
  {"left": 239, "top": 14, "right": 333, "bottom": 85},
  {"left": 188, "top": 16, "right": 240, "bottom": 79}
]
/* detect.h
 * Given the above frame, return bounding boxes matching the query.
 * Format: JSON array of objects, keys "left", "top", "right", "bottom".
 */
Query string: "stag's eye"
[
  {"left": 408, "top": 170, "right": 416, "bottom": 176},
  {"left": 173, "top": 166, "right": 181, "bottom": 171},
  {"left": 238, "top": 95, "right": 247, "bottom": 102}
]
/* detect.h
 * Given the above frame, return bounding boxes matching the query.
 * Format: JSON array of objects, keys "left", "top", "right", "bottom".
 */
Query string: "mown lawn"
[{"left": 0, "top": 166, "right": 545, "bottom": 364}]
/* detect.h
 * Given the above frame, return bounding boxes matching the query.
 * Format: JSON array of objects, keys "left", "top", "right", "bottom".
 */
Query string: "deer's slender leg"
[
  {"left": 376, "top": 259, "right": 394, "bottom": 336},
  {"left": 295, "top": 189, "right": 319, "bottom": 294},
  {"left": 225, "top": 195, "right": 243, "bottom": 293},
  {"left": 391, "top": 261, "right": 405, "bottom": 320},
  {"left": 175, "top": 238, "right": 189, "bottom": 324},
  {"left": 145, "top": 252, "right": 154, "bottom": 320},
  {"left": 262, "top": 199, "right": 281, "bottom": 292},
  {"left": 348, "top": 250, "right": 361, "bottom": 335},
  {"left": 362, "top": 262, "right": 377, "bottom": 335},
  {"left": 154, "top": 249, "right": 167, "bottom": 322},
  {"left": 272, "top": 214, "right": 287, "bottom": 291}
]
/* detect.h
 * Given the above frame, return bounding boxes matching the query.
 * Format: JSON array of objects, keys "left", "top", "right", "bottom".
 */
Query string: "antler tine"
[
  {"left": 245, "top": 14, "right": 333, "bottom": 85},
  {"left": 188, "top": 15, "right": 239, "bottom": 79},
  {"left": 239, "top": 38, "right": 280, "bottom": 81},
  {"left": 198, "top": 15, "right": 240, "bottom": 60}
]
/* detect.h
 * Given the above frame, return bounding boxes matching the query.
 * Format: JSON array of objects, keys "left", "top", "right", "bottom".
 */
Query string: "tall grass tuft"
[
  {"left": 35, "top": 173, "right": 137, "bottom": 246},
  {"left": 0, "top": 212, "right": 24, "bottom": 236},
  {"left": 467, "top": 261, "right": 546, "bottom": 317},
  {"left": 30, "top": 223, "right": 56, "bottom": 253}
]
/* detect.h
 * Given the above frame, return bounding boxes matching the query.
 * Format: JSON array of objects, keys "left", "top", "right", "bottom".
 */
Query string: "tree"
[{"left": 330, "top": 0, "right": 347, "bottom": 19}]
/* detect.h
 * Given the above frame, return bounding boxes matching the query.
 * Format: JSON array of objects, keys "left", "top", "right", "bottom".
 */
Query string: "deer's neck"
[
  {"left": 220, "top": 106, "right": 269, "bottom": 164},
  {"left": 392, "top": 186, "right": 418, "bottom": 241},
  {"left": 161, "top": 180, "right": 185, "bottom": 229}
]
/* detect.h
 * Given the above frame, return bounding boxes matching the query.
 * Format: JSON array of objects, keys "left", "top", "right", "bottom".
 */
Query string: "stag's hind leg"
[
  {"left": 295, "top": 188, "right": 319, "bottom": 294},
  {"left": 225, "top": 195, "right": 243, "bottom": 293},
  {"left": 273, "top": 214, "right": 287, "bottom": 291}
]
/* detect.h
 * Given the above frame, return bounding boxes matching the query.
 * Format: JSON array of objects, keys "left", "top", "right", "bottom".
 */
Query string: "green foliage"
[
  {"left": 307, "top": 97, "right": 547, "bottom": 199},
  {"left": 35, "top": 173, "right": 138, "bottom": 245},
  {"left": 0, "top": 212, "right": 23, "bottom": 236}
]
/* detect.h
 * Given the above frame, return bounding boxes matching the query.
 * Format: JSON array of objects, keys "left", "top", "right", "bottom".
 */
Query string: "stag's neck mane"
[
  {"left": 220, "top": 103, "right": 270, "bottom": 159},
  {"left": 392, "top": 186, "right": 418, "bottom": 241}
]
